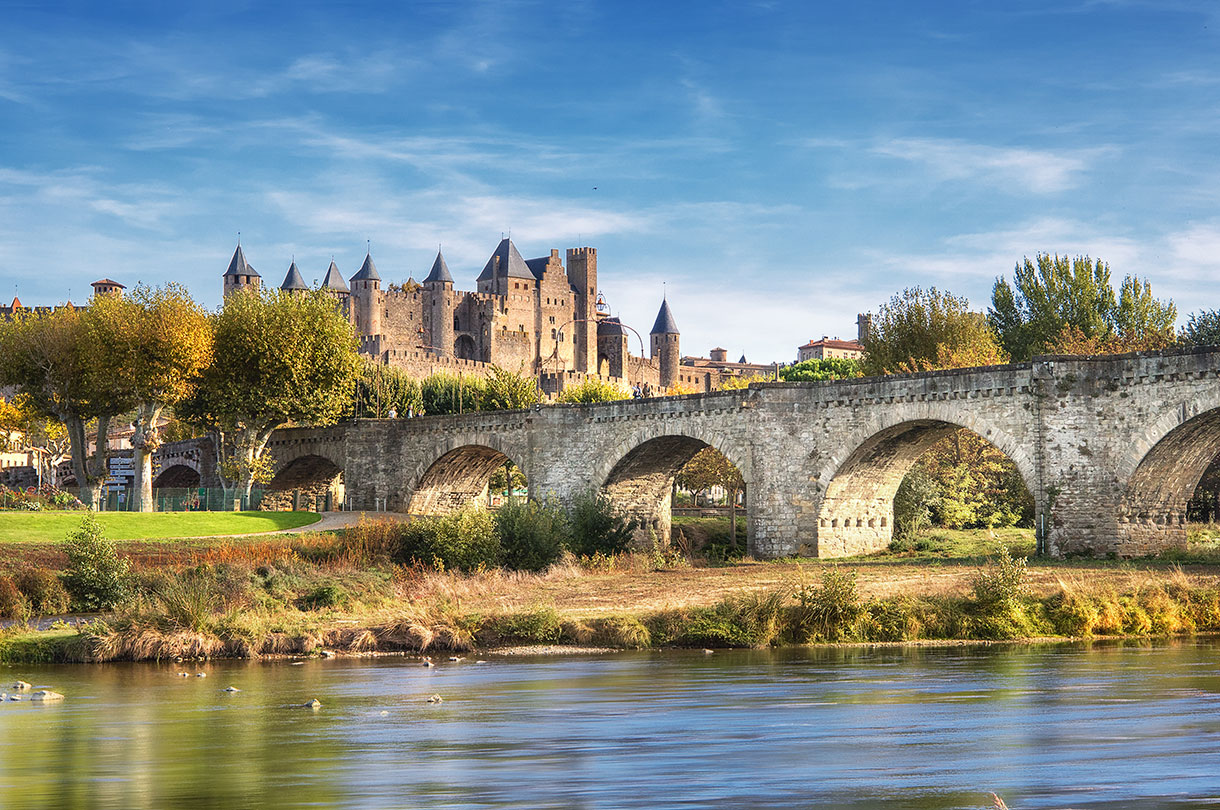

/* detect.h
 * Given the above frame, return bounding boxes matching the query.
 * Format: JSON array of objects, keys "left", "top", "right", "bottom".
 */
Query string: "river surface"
[{"left": 3, "top": 640, "right": 1220, "bottom": 809}]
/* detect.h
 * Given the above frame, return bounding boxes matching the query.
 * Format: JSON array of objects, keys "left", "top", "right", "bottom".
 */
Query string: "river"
[{"left": 3, "top": 640, "right": 1220, "bottom": 809}]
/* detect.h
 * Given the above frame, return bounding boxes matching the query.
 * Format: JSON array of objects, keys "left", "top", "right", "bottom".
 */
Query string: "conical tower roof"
[
  {"left": 351, "top": 252, "right": 380, "bottom": 282},
  {"left": 650, "top": 298, "right": 679, "bottom": 335},
  {"left": 280, "top": 261, "right": 308, "bottom": 291},
  {"left": 424, "top": 250, "right": 453, "bottom": 284},
  {"left": 477, "top": 238, "right": 532, "bottom": 282},
  {"left": 223, "top": 244, "right": 259, "bottom": 278},
  {"left": 321, "top": 260, "right": 349, "bottom": 292}
]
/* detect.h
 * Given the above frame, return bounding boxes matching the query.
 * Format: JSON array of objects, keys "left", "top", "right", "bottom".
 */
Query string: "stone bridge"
[{"left": 231, "top": 347, "right": 1220, "bottom": 558}]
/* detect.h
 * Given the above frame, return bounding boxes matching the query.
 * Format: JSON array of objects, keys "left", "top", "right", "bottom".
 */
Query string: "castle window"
[
  {"left": 551, "top": 329, "right": 557, "bottom": 340},
  {"left": 453, "top": 315, "right": 460, "bottom": 331}
]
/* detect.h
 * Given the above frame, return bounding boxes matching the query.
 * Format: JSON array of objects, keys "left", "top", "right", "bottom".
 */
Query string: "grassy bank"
[
  {"left": 5, "top": 518, "right": 1220, "bottom": 664},
  {"left": 0, "top": 511, "right": 320, "bottom": 544}
]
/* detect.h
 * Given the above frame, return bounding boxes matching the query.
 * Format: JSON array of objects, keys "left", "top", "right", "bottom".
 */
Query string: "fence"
[{"left": 98, "top": 487, "right": 269, "bottom": 513}]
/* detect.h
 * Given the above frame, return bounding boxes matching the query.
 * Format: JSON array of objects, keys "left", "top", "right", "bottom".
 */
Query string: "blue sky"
[{"left": 2, "top": 1, "right": 1219, "bottom": 363}]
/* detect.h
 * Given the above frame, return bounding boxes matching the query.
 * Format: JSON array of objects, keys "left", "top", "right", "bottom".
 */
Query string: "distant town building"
[{"left": 796, "top": 313, "right": 871, "bottom": 362}]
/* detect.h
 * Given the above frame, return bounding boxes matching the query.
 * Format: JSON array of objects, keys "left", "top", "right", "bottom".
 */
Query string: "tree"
[
  {"left": 862, "top": 287, "right": 1006, "bottom": 376},
  {"left": 349, "top": 361, "right": 423, "bottom": 418},
  {"left": 556, "top": 378, "right": 631, "bottom": 403},
  {"left": 675, "top": 446, "right": 745, "bottom": 549},
  {"left": 990, "top": 254, "right": 1176, "bottom": 360},
  {"left": 1180, "top": 310, "right": 1220, "bottom": 348},
  {"left": 178, "top": 289, "right": 360, "bottom": 507},
  {"left": 779, "top": 357, "right": 861, "bottom": 382},
  {"left": 719, "top": 372, "right": 775, "bottom": 390},
  {"left": 481, "top": 365, "right": 540, "bottom": 411},
  {"left": 0, "top": 306, "right": 134, "bottom": 508},
  {"left": 420, "top": 372, "right": 486, "bottom": 416},
  {"left": 93, "top": 285, "right": 212, "bottom": 512}
]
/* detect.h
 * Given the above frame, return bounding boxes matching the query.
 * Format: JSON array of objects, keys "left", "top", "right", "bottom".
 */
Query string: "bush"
[
  {"left": 61, "top": 513, "right": 133, "bottom": 612},
  {"left": 556, "top": 379, "right": 631, "bottom": 404},
  {"left": 299, "top": 583, "right": 350, "bottom": 611},
  {"left": 155, "top": 574, "right": 222, "bottom": 632},
  {"left": 790, "top": 567, "right": 863, "bottom": 642},
  {"left": 496, "top": 499, "right": 569, "bottom": 572},
  {"left": 394, "top": 509, "right": 501, "bottom": 571},
  {"left": 0, "top": 576, "right": 25, "bottom": 619},
  {"left": 568, "top": 490, "right": 637, "bottom": 557},
  {"left": 16, "top": 569, "right": 70, "bottom": 615}
]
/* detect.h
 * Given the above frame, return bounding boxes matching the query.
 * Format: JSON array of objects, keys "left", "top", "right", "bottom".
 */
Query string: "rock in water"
[
  {"left": 305, "top": 699, "right": 322, "bottom": 709},
  {"left": 223, "top": 686, "right": 242, "bottom": 693},
  {"left": 422, "top": 660, "right": 434, "bottom": 668},
  {"left": 426, "top": 694, "right": 443, "bottom": 704},
  {"left": 31, "top": 691, "right": 64, "bottom": 702},
  {"left": 7, "top": 695, "right": 21, "bottom": 702},
  {"left": 10, "top": 681, "right": 31, "bottom": 691}
]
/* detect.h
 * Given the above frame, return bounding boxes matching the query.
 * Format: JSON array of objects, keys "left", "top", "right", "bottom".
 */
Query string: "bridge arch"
[
  {"left": 152, "top": 463, "right": 201, "bottom": 489},
  {"left": 1114, "top": 395, "right": 1220, "bottom": 555},
  {"left": 814, "top": 406, "right": 1035, "bottom": 557},
  {"left": 406, "top": 437, "right": 528, "bottom": 516},
  {"left": 594, "top": 427, "right": 752, "bottom": 550},
  {"left": 261, "top": 453, "right": 345, "bottom": 512}
]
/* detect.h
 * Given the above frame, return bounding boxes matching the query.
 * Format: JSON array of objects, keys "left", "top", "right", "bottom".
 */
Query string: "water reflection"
[{"left": 4, "top": 641, "right": 1220, "bottom": 808}]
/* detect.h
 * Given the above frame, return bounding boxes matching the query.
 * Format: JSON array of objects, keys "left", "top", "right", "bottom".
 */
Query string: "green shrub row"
[{"left": 394, "top": 492, "right": 636, "bottom": 572}]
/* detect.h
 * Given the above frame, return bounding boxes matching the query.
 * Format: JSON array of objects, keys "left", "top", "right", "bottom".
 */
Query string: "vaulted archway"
[
  {"left": 261, "top": 454, "right": 344, "bottom": 512},
  {"left": 407, "top": 444, "right": 526, "bottom": 515}
]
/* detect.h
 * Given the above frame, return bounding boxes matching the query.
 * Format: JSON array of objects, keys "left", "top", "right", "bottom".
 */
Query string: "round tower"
[
  {"left": 650, "top": 297, "right": 680, "bottom": 390},
  {"left": 423, "top": 250, "right": 454, "bottom": 356},
  {"left": 350, "top": 252, "right": 382, "bottom": 337}
]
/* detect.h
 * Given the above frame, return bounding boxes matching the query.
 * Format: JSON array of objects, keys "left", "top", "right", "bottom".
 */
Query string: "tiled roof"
[
  {"left": 223, "top": 244, "right": 258, "bottom": 278},
  {"left": 351, "top": 252, "right": 380, "bottom": 282},
  {"left": 322, "top": 261, "right": 349, "bottom": 292},
  {"left": 799, "top": 338, "right": 863, "bottom": 351},
  {"left": 280, "top": 261, "right": 308, "bottom": 291},
  {"left": 424, "top": 251, "right": 453, "bottom": 284},
  {"left": 650, "top": 299, "right": 679, "bottom": 334},
  {"left": 477, "top": 238, "right": 533, "bottom": 282}
]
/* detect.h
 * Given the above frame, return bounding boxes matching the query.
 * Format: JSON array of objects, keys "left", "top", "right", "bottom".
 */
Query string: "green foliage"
[
  {"left": 1180, "top": 309, "right": 1220, "bottom": 347},
  {"left": 178, "top": 288, "right": 360, "bottom": 497},
  {"left": 484, "top": 604, "right": 563, "bottom": 644},
  {"left": 420, "top": 372, "right": 486, "bottom": 415},
  {"left": 154, "top": 574, "right": 222, "bottom": 632},
  {"left": 568, "top": 490, "right": 637, "bottom": 557},
  {"left": 989, "top": 253, "right": 1176, "bottom": 361},
  {"left": 779, "top": 357, "right": 861, "bottom": 381},
  {"left": 893, "top": 467, "right": 939, "bottom": 540},
  {"left": 61, "top": 513, "right": 133, "bottom": 612},
  {"left": 350, "top": 362, "right": 423, "bottom": 418},
  {"left": 394, "top": 509, "right": 502, "bottom": 571},
  {"left": 298, "top": 583, "right": 351, "bottom": 611},
  {"left": 16, "top": 569, "right": 70, "bottom": 615},
  {"left": 481, "top": 365, "right": 541, "bottom": 411},
  {"left": 556, "top": 378, "right": 631, "bottom": 403},
  {"left": 0, "top": 577, "right": 24, "bottom": 619},
  {"left": 862, "top": 287, "right": 1005, "bottom": 375},
  {"left": 790, "top": 567, "right": 863, "bottom": 642},
  {"left": 495, "top": 499, "right": 569, "bottom": 572},
  {"left": 649, "top": 591, "right": 786, "bottom": 648}
]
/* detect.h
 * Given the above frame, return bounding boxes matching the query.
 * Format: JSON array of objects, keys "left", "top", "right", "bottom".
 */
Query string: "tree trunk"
[
  {"left": 64, "top": 414, "right": 105, "bottom": 510},
  {"left": 131, "top": 402, "right": 164, "bottom": 513}
]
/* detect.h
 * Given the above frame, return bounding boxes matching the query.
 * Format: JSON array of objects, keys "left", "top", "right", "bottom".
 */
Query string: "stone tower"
[
  {"left": 222, "top": 244, "right": 261, "bottom": 297},
  {"left": 650, "top": 297, "right": 680, "bottom": 390},
  {"left": 567, "top": 247, "right": 598, "bottom": 373},
  {"left": 422, "top": 250, "right": 454, "bottom": 356},
  {"left": 350, "top": 252, "right": 382, "bottom": 337}
]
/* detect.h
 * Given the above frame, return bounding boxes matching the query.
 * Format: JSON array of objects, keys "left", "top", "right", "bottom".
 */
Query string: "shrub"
[
  {"left": 790, "top": 567, "right": 863, "bottom": 642},
  {"left": 16, "top": 569, "right": 70, "bottom": 615},
  {"left": 484, "top": 604, "right": 563, "bottom": 644},
  {"left": 0, "top": 576, "right": 25, "bottom": 619},
  {"left": 394, "top": 509, "right": 501, "bottom": 571},
  {"left": 299, "top": 583, "right": 350, "bottom": 611},
  {"left": 496, "top": 499, "right": 569, "bottom": 572},
  {"left": 568, "top": 490, "right": 637, "bottom": 557},
  {"left": 155, "top": 575, "right": 221, "bottom": 632},
  {"left": 971, "top": 543, "right": 1028, "bottom": 609},
  {"left": 61, "top": 513, "right": 133, "bottom": 612}
]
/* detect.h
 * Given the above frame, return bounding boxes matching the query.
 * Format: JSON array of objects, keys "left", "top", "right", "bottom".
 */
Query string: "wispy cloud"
[{"left": 872, "top": 138, "right": 1110, "bottom": 194}]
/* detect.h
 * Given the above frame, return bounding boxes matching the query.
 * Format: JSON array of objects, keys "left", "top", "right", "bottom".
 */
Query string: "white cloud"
[{"left": 871, "top": 138, "right": 1109, "bottom": 194}]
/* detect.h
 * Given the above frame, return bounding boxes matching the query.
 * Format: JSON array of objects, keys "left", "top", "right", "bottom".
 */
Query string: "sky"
[{"left": 2, "top": 1, "right": 1219, "bottom": 363}]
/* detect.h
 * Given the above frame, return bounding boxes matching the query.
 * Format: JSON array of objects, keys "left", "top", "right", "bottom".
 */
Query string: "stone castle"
[{"left": 223, "top": 238, "right": 696, "bottom": 395}]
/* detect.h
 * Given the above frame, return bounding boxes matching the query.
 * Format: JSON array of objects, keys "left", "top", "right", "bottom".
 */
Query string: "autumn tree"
[
  {"left": 675, "top": 446, "right": 745, "bottom": 549},
  {"left": 989, "top": 254, "right": 1176, "bottom": 360},
  {"left": 93, "top": 284, "right": 212, "bottom": 512},
  {"left": 420, "top": 372, "right": 486, "bottom": 415},
  {"left": 0, "top": 306, "right": 134, "bottom": 508},
  {"left": 178, "top": 289, "right": 360, "bottom": 508},
  {"left": 0, "top": 394, "right": 70, "bottom": 487},
  {"left": 861, "top": 287, "right": 1006, "bottom": 375}
]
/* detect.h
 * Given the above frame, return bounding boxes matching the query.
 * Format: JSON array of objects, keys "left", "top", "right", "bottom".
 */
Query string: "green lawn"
[{"left": 0, "top": 511, "right": 322, "bottom": 543}]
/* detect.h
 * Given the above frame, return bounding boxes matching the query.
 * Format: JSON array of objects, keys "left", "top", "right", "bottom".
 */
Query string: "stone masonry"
[{"left": 236, "top": 347, "right": 1220, "bottom": 559}]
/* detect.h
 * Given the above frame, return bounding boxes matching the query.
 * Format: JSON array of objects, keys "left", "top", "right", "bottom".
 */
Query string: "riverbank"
[{"left": 5, "top": 521, "right": 1220, "bottom": 663}]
